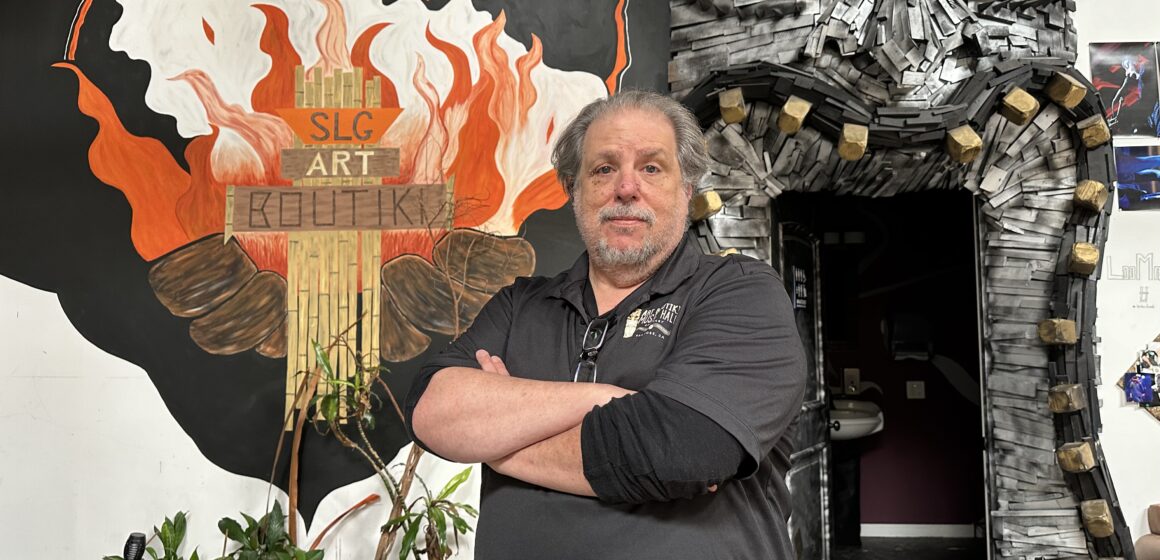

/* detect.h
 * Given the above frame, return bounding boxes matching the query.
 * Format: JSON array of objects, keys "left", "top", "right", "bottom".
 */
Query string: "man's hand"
[{"left": 475, "top": 349, "right": 510, "bottom": 376}]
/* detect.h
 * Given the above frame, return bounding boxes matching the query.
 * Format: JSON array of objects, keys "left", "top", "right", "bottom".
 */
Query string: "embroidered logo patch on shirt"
[{"left": 623, "top": 303, "right": 680, "bottom": 340}]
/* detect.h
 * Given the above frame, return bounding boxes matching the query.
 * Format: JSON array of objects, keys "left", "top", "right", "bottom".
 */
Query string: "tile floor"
[{"left": 831, "top": 538, "right": 985, "bottom": 560}]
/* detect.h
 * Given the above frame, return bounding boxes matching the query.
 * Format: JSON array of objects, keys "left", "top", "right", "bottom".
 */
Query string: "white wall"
[
  {"left": 0, "top": 275, "right": 478, "bottom": 558},
  {"left": 1076, "top": 0, "right": 1160, "bottom": 542}
]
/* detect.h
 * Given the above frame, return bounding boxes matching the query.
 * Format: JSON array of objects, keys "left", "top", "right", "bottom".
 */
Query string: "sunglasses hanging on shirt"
[{"left": 573, "top": 316, "right": 613, "bottom": 383}]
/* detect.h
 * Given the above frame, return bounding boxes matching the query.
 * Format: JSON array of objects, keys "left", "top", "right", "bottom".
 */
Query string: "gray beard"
[
  {"left": 574, "top": 202, "right": 689, "bottom": 287},
  {"left": 592, "top": 235, "right": 661, "bottom": 268},
  {"left": 577, "top": 203, "right": 658, "bottom": 268},
  {"left": 570, "top": 193, "right": 686, "bottom": 287},
  {"left": 588, "top": 238, "right": 668, "bottom": 287}
]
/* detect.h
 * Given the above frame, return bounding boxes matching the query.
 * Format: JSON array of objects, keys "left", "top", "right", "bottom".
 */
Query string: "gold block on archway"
[
  {"left": 1080, "top": 499, "right": 1115, "bottom": 538},
  {"left": 838, "top": 124, "right": 868, "bottom": 161},
  {"left": 690, "top": 190, "right": 723, "bottom": 222},
  {"left": 1001, "top": 88, "right": 1040, "bottom": 126},
  {"left": 777, "top": 95, "right": 812, "bottom": 135},
  {"left": 1079, "top": 115, "right": 1112, "bottom": 148},
  {"left": 1056, "top": 441, "right": 1096, "bottom": 473},
  {"left": 1074, "top": 180, "right": 1109, "bottom": 213},
  {"left": 1046, "top": 72, "right": 1087, "bottom": 109},
  {"left": 1048, "top": 384, "right": 1086, "bottom": 413},
  {"left": 718, "top": 88, "right": 748, "bottom": 124},
  {"left": 1068, "top": 243, "right": 1100, "bottom": 276},
  {"left": 1038, "top": 319, "right": 1078, "bottom": 345},
  {"left": 946, "top": 125, "right": 982, "bottom": 164}
]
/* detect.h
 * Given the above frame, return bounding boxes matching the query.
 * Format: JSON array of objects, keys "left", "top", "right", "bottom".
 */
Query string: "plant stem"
[
  {"left": 375, "top": 444, "right": 425, "bottom": 560},
  {"left": 283, "top": 322, "right": 360, "bottom": 546},
  {"left": 309, "top": 493, "right": 381, "bottom": 550},
  {"left": 375, "top": 377, "right": 406, "bottom": 424},
  {"left": 288, "top": 361, "right": 323, "bottom": 546},
  {"left": 355, "top": 417, "right": 399, "bottom": 501}
]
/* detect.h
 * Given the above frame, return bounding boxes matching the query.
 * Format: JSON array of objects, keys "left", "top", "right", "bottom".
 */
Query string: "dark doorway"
[{"left": 777, "top": 190, "right": 986, "bottom": 557}]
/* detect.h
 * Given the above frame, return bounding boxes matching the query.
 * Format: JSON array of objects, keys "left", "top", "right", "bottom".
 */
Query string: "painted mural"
[{"left": 0, "top": 0, "right": 668, "bottom": 531}]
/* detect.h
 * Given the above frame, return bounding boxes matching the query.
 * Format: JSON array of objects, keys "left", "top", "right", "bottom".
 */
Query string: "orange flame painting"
[
  {"left": 59, "top": 0, "right": 626, "bottom": 366},
  {"left": 63, "top": 0, "right": 621, "bottom": 270}
]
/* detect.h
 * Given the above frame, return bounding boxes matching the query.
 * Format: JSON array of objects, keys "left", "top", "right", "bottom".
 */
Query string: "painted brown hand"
[
  {"left": 148, "top": 229, "right": 533, "bottom": 362},
  {"left": 380, "top": 229, "right": 534, "bottom": 362},
  {"left": 149, "top": 234, "right": 288, "bottom": 358}
]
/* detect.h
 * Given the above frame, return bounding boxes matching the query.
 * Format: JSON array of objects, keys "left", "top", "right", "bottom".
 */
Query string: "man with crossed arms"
[{"left": 405, "top": 90, "right": 806, "bottom": 559}]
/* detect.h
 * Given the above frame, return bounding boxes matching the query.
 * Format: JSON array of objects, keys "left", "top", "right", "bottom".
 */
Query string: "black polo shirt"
[{"left": 404, "top": 234, "right": 806, "bottom": 559}]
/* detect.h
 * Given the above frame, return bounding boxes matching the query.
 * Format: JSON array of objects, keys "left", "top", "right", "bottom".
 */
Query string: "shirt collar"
[{"left": 549, "top": 232, "right": 701, "bottom": 312}]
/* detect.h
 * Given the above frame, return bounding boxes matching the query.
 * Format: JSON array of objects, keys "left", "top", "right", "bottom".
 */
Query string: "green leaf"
[
  {"left": 436, "top": 467, "right": 472, "bottom": 501},
  {"left": 451, "top": 516, "right": 471, "bottom": 535},
  {"left": 174, "top": 512, "right": 188, "bottom": 542},
  {"left": 145, "top": 547, "right": 159, "bottom": 560},
  {"left": 431, "top": 507, "right": 447, "bottom": 549},
  {"left": 382, "top": 513, "right": 414, "bottom": 533},
  {"left": 266, "top": 503, "right": 287, "bottom": 545},
  {"left": 241, "top": 512, "right": 259, "bottom": 531},
  {"left": 312, "top": 340, "right": 334, "bottom": 378},
  {"left": 273, "top": 552, "right": 291, "bottom": 560},
  {"left": 398, "top": 520, "right": 421, "bottom": 560},
  {"left": 305, "top": 550, "right": 325, "bottom": 560},
  {"left": 102, "top": 556, "right": 126, "bottom": 560},
  {"left": 320, "top": 394, "right": 339, "bottom": 423},
  {"left": 159, "top": 520, "right": 176, "bottom": 553},
  {"left": 190, "top": 550, "right": 200, "bottom": 560},
  {"left": 459, "top": 504, "right": 478, "bottom": 518},
  {"left": 218, "top": 517, "right": 246, "bottom": 543}
]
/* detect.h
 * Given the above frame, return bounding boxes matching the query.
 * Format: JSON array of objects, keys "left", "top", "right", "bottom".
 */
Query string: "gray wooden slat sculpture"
[{"left": 671, "top": 1, "right": 1133, "bottom": 559}]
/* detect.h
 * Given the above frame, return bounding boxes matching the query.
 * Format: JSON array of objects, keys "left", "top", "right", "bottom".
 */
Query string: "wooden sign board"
[
  {"left": 276, "top": 108, "right": 402, "bottom": 145},
  {"left": 280, "top": 147, "right": 400, "bottom": 180},
  {"left": 228, "top": 184, "right": 450, "bottom": 232}
]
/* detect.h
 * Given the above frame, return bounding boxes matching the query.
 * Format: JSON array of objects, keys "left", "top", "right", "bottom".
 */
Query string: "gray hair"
[{"left": 551, "top": 90, "right": 709, "bottom": 197}]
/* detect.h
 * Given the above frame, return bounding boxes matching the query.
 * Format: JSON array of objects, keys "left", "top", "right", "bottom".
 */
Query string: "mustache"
[{"left": 598, "top": 204, "right": 655, "bottom": 224}]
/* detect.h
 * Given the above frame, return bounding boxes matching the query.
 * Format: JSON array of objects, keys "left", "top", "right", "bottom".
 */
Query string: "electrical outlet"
[
  {"left": 843, "top": 368, "right": 860, "bottom": 394},
  {"left": 906, "top": 381, "right": 925, "bottom": 399}
]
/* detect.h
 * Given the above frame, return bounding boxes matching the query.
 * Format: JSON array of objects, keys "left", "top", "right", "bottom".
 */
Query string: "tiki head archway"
[{"left": 671, "top": 1, "right": 1131, "bottom": 558}]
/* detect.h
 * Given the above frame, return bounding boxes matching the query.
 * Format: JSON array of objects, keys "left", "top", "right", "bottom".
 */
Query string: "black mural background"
[{"left": 0, "top": 0, "right": 668, "bottom": 523}]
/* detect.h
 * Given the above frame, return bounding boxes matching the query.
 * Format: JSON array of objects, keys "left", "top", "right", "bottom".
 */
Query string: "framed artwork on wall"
[
  {"left": 1114, "top": 145, "right": 1160, "bottom": 210},
  {"left": 1089, "top": 42, "right": 1160, "bottom": 137}
]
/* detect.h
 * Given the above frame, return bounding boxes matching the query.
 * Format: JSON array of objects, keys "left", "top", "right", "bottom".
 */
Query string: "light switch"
[{"left": 906, "top": 381, "right": 925, "bottom": 399}]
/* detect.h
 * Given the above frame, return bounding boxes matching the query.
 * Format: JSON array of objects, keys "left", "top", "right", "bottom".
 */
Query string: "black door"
[{"left": 779, "top": 223, "right": 830, "bottom": 560}]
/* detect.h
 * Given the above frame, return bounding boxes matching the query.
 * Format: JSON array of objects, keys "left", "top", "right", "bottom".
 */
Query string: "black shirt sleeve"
[
  {"left": 644, "top": 259, "right": 806, "bottom": 479},
  {"left": 581, "top": 391, "right": 746, "bottom": 504}
]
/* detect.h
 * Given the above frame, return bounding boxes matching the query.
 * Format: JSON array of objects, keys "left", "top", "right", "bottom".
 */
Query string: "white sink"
[{"left": 830, "top": 399, "right": 884, "bottom": 440}]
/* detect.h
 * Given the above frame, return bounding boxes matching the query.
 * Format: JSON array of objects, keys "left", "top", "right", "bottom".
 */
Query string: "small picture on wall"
[
  {"left": 1125, "top": 371, "right": 1157, "bottom": 405},
  {"left": 1089, "top": 42, "right": 1160, "bottom": 136},
  {"left": 1141, "top": 346, "right": 1160, "bottom": 373},
  {"left": 1114, "top": 145, "right": 1160, "bottom": 211},
  {"left": 1124, "top": 345, "right": 1160, "bottom": 406}
]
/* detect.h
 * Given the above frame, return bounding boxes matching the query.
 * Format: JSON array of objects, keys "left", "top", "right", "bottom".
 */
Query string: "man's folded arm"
[
  {"left": 410, "top": 366, "right": 631, "bottom": 463},
  {"left": 581, "top": 391, "right": 745, "bottom": 503},
  {"left": 404, "top": 282, "right": 630, "bottom": 464},
  {"left": 486, "top": 391, "right": 743, "bottom": 502}
]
